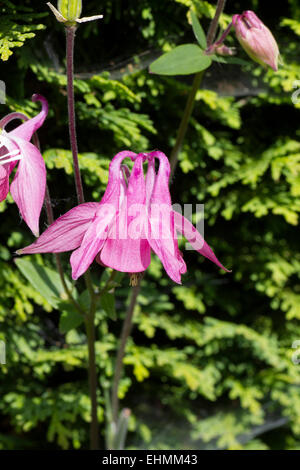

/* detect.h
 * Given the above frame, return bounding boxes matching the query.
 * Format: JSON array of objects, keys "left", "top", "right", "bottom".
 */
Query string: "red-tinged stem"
[
  {"left": 212, "top": 21, "right": 233, "bottom": 48},
  {"left": 206, "top": 0, "right": 227, "bottom": 47},
  {"left": 85, "top": 303, "right": 99, "bottom": 450},
  {"left": 65, "top": 25, "right": 99, "bottom": 450},
  {"left": 111, "top": 280, "right": 141, "bottom": 425},
  {"left": 170, "top": 0, "right": 227, "bottom": 177},
  {"left": 66, "top": 25, "right": 85, "bottom": 205}
]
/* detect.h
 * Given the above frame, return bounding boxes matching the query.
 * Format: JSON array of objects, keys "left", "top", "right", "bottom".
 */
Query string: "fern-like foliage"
[{"left": 0, "top": 1, "right": 46, "bottom": 61}]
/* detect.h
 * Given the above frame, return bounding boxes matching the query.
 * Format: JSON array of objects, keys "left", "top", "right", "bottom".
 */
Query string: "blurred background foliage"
[{"left": 0, "top": 0, "right": 300, "bottom": 450}]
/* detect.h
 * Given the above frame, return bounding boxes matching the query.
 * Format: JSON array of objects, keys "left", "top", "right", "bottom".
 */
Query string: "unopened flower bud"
[
  {"left": 47, "top": 1, "right": 103, "bottom": 26},
  {"left": 232, "top": 10, "right": 279, "bottom": 71},
  {"left": 58, "top": 0, "right": 82, "bottom": 22}
]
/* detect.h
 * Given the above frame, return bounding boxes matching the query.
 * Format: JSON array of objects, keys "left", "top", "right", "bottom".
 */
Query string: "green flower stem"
[
  {"left": 170, "top": 0, "right": 227, "bottom": 177},
  {"left": 169, "top": 71, "right": 204, "bottom": 176},
  {"left": 111, "top": 280, "right": 142, "bottom": 425}
]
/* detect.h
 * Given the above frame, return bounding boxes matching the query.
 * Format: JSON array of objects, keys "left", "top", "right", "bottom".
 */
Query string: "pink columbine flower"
[
  {"left": 0, "top": 95, "right": 48, "bottom": 236},
  {"left": 17, "top": 151, "right": 229, "bottom": 284},
  {"left": 232, "top": 11, "right": 279, "bottom": 71}
]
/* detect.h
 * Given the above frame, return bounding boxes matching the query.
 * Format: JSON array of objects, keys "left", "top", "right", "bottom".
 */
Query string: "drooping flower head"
[
  {"left": 232, "top": 11, "right": 279, "bottom": 71},
  {"left": 0, "top": 95, "right": 48, "bottom": 236},
  {"left": 18, "top": 151, "right": 229, "bottom": 284}
]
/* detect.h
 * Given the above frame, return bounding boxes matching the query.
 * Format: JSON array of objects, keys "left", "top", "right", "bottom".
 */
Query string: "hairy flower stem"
[
  {"left": 65, "top": 25, "right": 99, "bottom": 449},
  {"left": 111, "top": 281, "right": 142, "bottom": 424},
  {"left": 170, "top": 0, "right": 227, "bottom": 177},
  {"left": 66, "top": 25, "right": 85, "bottom": 205}
]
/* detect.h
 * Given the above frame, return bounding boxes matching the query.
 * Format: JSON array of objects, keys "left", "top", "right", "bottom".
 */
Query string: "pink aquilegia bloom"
[
  {"left": 17, "top": 151, "right": 229, "bottom": 284},
  {"left": 232, "top": 11, "right": 279, "bottom": 71},
  {"left": 0, "top": 95, "right": 48, "bottom": 236}
]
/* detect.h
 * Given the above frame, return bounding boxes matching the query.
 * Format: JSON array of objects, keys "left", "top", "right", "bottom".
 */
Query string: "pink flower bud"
[{"left": 232, "top": 11, "right": 279, "bottom": 71}]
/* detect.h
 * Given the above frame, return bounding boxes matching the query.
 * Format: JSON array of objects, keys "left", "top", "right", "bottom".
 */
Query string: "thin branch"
[
  {"left": 65, "top": 24, "right": 100, "bottom": 449},
  {"left": 96, "top": 270, "right": 118, "bottom": 300},
  {"left": 170, "top": 71, "right": 204, "bottom": 176},
  {"left": 170, "top": 0, "right": 227, "bottom": 177},
  {"left": 85, "top": 305, "right": 99, "bottom": 449},
  {"left": 206, "top": 0, "right": 227, "bottom": 47},
  {"left": 66, "top": 25, "right": 85, "bottom": 205},
  {"left": 111, "top": 281, "right": 141, "bottom": 423}
]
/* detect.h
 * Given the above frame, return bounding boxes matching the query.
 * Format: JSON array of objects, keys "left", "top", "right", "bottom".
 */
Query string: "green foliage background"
[{"left": 1, "top": 0, "right": 300, "bottom": 450}]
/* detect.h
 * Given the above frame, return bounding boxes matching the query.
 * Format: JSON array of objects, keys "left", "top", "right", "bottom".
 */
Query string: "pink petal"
[
  {"left": 10, "top": 137, "right": 46, "bottom": 236},
  {"left": 8, "top": 95, "right": 48, "bottom": 142},
  {"left": 102, "top": 150, "right": 137, "bottom": 205},
  {"left": 100, "top": 155, "right": 151, "bottom": 272},
  {"left": 0, "top": 137, "right": 15, "bottom": 201},
  {"left": 145, "top": 156, "right": 156, "bottom": 206},
  {"left": 147, "top": 151, "right": 185, "bottom": 283},
  {"left": 121, "top": 164, "right": 130, "bottom": 182},
  {"left": 70, "top": 204, "right": 116, "bottom": 280},
  {"left": 99, "top": 238, "right": 151, "bottom": 273},
  {"left": 0, "top": 165, "right": 9, "bottom": 202},
  {"left": 173, "top": 211, "right": 230, "bottom": 272},
  {"left": 0, "top": 132, "right": 21, "bottom": 174},
  {"left": 18, "top": 203, "right": 99, "bottom": 254},
  {"left": 243, "top": 11, "right": 264, "bottom": 29},
  {"left": 70, "top": 151, "right": 137, "bottom": 280},
  {"left": 245, "top": 28, "right": 279, "bottom": 70}
]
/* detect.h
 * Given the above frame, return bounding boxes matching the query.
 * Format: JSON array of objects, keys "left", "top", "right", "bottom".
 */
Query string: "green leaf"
[
  {"left": 59, "top": 308, "right": 84, "bottom": 334},
  {"left": 190, "top": 10, "right": 207, "bottom": 49},
  {"left": 150, "top": 44, "right": 212, "bottom": 76},
  {"left": 100, "top": 292, "right": 116, "bottom": 320},
  {"left": 15, "top": 258, "right": 74, "bottom": 308},
  {"left": 211, "top": 55, "right": 250, "bottom": 66}
]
